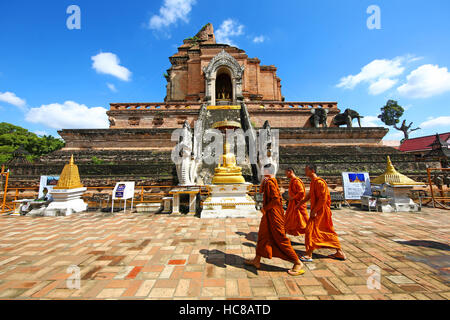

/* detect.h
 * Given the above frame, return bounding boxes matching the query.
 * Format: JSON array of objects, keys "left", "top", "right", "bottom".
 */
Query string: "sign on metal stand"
[{"left": 111, "top": 182, "right": 135, "bottom": 214}]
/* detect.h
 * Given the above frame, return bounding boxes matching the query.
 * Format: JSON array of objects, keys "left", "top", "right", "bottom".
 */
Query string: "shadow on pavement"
[
  {"left": 396, "top": 240, "right": 450, "bottom": 251},
  {"left": 200, "top": 249, "right": 288, "bottom": 274}
]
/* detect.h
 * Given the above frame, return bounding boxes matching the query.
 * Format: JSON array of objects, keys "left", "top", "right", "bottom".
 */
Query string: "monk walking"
[
  {"left": 245, "top": 164, "right": 305, "bottom": 276},
  {"left": 284, "top": 168, "right": 309, "bottom": 236},
  {"left": 298, "top": 164, "right": 346, "bottom": 262}
]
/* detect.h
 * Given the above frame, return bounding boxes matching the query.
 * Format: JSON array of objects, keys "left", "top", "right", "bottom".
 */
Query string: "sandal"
[
  {"left": 300, "top": 256, "right": 313, "bottom": 262},
  {"left": 288, "top": 269, "right": 306, "bottom": 276}
]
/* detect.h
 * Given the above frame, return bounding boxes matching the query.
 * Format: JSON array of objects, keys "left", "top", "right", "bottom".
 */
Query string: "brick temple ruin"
[{"left": 6, "top": 23, "right": 438, "bottom": 188}]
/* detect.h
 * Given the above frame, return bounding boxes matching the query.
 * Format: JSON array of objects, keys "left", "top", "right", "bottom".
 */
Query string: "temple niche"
[{"left": 215, "top": 72, "right": 232, "bottom": 103}]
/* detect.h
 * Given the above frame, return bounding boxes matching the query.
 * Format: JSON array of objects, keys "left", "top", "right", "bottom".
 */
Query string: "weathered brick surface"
[{"left": 0, "top": 207, "right": 448, "bottom": 300}]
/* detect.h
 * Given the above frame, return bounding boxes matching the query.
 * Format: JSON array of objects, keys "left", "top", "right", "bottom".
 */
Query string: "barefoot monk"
[
  {"left": 284, "top": 167, "right": 309, "bottom": 236},
  {"left": 298, "top": 164, "right": 346, "bottom": 262},
  {"left": 245, "top": 164, "right": 305, "bottom": 276}
]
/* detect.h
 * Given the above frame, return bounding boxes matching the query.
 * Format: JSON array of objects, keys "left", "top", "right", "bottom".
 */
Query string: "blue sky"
[{"left": 0, "top": 0, "right": 449, "bottom": 140}]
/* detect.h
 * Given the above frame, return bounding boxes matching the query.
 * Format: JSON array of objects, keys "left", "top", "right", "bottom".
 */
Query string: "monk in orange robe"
[
  {"left": 284, "top": 168, "right": 309, "bottom": 236},
  {"left": 298, "top": 164, "right": 346, "bottom": 262},
  {"left": 245, "top": 164, "right": 305, "bottom": 276}
]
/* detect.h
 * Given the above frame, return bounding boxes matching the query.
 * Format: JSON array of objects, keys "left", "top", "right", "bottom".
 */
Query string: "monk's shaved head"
[
  {"left": 263, "top": 163, "right": 276, "bottom": 176},
  {"left": 305, "top": 164, "right": 318, "bottom": 178},
  {"left": 305, "top": 164, "right": 317, "bottom": 173}
]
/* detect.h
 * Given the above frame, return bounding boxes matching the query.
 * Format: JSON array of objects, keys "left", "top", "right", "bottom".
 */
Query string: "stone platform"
[
  {"left": 6, "top": 128, "right": 439, "bottom": 189},
  {"left": 201, "top": 183, "right": 258, "bottom": 219},
  {"left": 0, "top": 207, "right": 448, "bottom": 300}
]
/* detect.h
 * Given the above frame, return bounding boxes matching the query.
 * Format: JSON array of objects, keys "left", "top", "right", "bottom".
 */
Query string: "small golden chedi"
[
  {"left": 53, "top": 155, "right": 84, "bottom": 190},
  {"left": 372, "top": 156, "right": 423, "bottom": 186}
]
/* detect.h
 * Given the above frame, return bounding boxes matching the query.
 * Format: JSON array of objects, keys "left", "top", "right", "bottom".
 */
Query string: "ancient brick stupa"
[
  {"left": 8, "top": 23, "right": 438, "bottom": 191},
  {"left": 44, "top": 155, "right": 87, "bottom": 216}
]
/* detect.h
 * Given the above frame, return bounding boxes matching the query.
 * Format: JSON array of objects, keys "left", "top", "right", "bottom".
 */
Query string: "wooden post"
[
  {"left": 13, "top": 188, "right": 19, "bottom": 213},
  {"left": 427, "top": 168, "right": 435, "bottom": 208},
  {"left": 1, "top": 166, "right": 9, "bottom": 214}
]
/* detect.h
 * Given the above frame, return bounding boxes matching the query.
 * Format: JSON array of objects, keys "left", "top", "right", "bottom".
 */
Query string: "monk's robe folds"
[
  {"left": 285, "top": 177, "right": 309, "bottom": 236},
  {"left": 305, "top": 177, "right": 341, "bottom": 251},
  {"left": 256, "top": 177, "right": 299, "bottom": 262}
]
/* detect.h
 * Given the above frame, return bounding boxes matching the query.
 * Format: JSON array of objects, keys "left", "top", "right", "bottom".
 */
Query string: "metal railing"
[
  {"left": 426, "top": 168, "right": 450, "bottom": 210},
  {"left": 0, "top": 184, "right": 262, "bottom": 214}
]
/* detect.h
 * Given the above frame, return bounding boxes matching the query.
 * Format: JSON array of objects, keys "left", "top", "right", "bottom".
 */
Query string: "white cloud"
[
  {"left": 397, "top": 64, "right": 450, "bottom": 98},
  {"left": 91, "top": 52, "right": 131, "bottom": 82},
  {"left": 215, "top": 19, "right": 244, "bottom": 46},
  {"left": 25, "top": 101, "right": 109, "bottom": 130},
  {"left": 419, "top": 116, "right": 450, "bottom": 129},
  {"left": 253, "top": 35, "right": 265, "bottom": 43},
  {"left": 0, "top": 91, "right": 27, "bottom": 110},
  {"left": 337, "top": 57, "right": 406, "bottom": 93},
  {"left": 360, "top": 115, "right": 385, "bottom": 127},
  {"left": 149, "top": 0, "right": 196, "bottom": 30},
  {"left": 384, "top": 131, "right": 404, "bottom": 141},
  {"left": 369, "top": 78, "right": 398, "bottom": 95},
  {"left": 107, "top": 83, "right": 117, "bottom": 92}
]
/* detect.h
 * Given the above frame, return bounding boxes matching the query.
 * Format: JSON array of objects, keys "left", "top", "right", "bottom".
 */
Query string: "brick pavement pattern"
[{"left": 0, "top": 208, "right": 448, "bottom": 300}]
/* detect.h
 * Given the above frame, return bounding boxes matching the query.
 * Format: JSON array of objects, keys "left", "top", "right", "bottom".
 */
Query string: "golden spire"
[
  {"left": 53, "top": 155, "right": 84, "bottom": 190},
  {"left": 372, "top": 156, "right": 423, "bottom": 186}
]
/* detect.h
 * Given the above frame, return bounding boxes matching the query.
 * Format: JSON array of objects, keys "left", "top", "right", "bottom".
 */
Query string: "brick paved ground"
[{"left": 0, "top": 207, "right": 448, "bottom": 300}]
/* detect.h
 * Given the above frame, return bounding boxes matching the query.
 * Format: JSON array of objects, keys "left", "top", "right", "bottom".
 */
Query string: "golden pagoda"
[
  {"left": 53, "top": 155, "right": 84, "bottom": 190},
  {"left": 372, "top": 156, "right": 423, "bottom": 186},
  {"left": 211, "top": 120, "right": 246, "bottom": 185}
]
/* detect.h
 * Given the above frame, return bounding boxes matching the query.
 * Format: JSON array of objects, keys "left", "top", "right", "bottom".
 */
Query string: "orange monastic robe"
[
  {"left": 285, "top": 177, "right": 309, "bottom": 236},
  {"left": 256, "top": 177, "right": 299, "bottom": 263},
  {"left": 304, "top": 176, "right": 341, "bottom": 251}
]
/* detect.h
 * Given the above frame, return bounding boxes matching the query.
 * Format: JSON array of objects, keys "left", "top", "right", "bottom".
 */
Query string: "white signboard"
[
  {"left": 39, "top": 176, "right": 60, "bottom": 198},
  {"left": 111, "top": 182, "right": 135, "bottom": 213},
  {"left": 112, "top": 182, "right": 135, "bottom": 200},
  {"left": 342, "top": 172, "right": 372, "bottom": 200}
]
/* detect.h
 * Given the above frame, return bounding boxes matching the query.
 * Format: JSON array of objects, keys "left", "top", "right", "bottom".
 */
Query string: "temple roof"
[
  {"left": 6, "top": 146, "right": 31, "bottom": 165},
  {"left": 425, "top": 133, "right": 450, "bottom": 158},
  {"left": 399, "top": 132, "right": 450, "bottom": 152}
]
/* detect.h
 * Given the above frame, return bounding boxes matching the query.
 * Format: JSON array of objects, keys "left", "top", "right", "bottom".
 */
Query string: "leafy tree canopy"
[
  {"left": 0, "top": 122, "right": 65, "bottom": 164},
  {"left": 377, "top": 100, "right": 421, "bottom": 142},
  {"left": 378, "top": 100, "right": 404, "bottom": 126}
]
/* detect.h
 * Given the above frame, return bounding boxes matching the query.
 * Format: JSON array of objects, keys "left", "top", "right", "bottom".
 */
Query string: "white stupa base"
[
  {"left": 375, "top": 185, "right": 422, "bottom": 213},
  {"left": 44, "top": 187, "right": 87, "bottom": 216},
  {"left": 377, "top": 198, "right": 420, "bottom": 213},
  {"left": 201, "top": 183, "right": 259, "bottom": 219}
]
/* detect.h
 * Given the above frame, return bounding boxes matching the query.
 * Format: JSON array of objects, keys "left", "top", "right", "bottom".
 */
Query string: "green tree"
[
  {"left": 0, "top": 122, "right": 65, "bottom": 164},
  {"left": 378, "top": 100, "right": 420, "bottom": 142}
]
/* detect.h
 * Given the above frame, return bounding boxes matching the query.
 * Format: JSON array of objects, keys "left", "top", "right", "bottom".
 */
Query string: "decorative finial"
[
  {"left": 70, "top": 155, "right": 74, "bottom": 165},
  {"left": 384, "top": 156, "right": 398, "bottom": 175}
]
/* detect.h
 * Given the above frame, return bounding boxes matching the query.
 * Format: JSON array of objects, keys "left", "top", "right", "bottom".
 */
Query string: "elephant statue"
[
  {"left": 333, "top": 109, "right": 364, "bottom": 128},
  {"left": 309, "top": 108, "right": 329, "bottom": 128}
]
